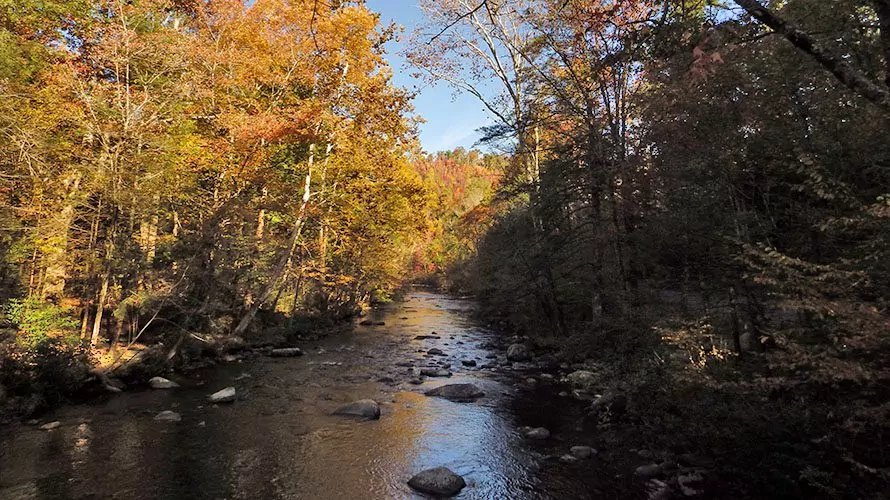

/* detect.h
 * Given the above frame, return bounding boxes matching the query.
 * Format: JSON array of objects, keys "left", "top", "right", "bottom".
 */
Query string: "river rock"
[
  {"left": 414, "top": 335, "right": 440, "bottom": 340},
  {"left": 149, "top": 376, "right": 180, "bottom": 389},
  {"left": 506, "top": 343, "right": 531, "bottom": 361},
  {"left": 408, "top": 378, "right": 424, "bottom": 385},
  {"left": 635, "top": 463, "right": 664, "bottom": 478},
  {"left": 208, "top": 386, "right": 236, "bottom": 403},
  {"left": 424, "top": 383, "right": 484, "bottom": 402},
  {"left": 565, "top": 370, "right": 598, "bottom": 391},
  {"left": 420, "top": 368, "right": 452, "bottom": 377},
  {"left": 427, "top": 348, "right": 444, "bottom": 356},
  {"left": 485, "top": 353, "right": 497, "bottom": 359},
  {"left": 39, "top": 421, "right": 61, "bottom": 431},
  {"left": 153, "top": 410, "right": 182, "bottom": 422},
  {"left": 333, "top": 399, "right": 381, "bottom": 420},
  {"left": 521, "top": 426, "right": 550, "bottom": 440},
  {"left": 588, "top": 392, "right": 628, "bottom": 419},
  {"left": 0, "top": 383, "right": 6, "bottom": 403},
  {"left": 461, "top": 359, "right": 476, "bottom": 367},
  {"left": 270, "top": 347, "right": 303, "bottom": 357},
  {"left": 677, "top": 470, "right": 706, "bottom": 497},
  {"left": 407, "top": 467, "right": 466, "bottom": 497},
  {"left": 359, "top": 319, "right": 373, "bottom": 326},
  {"left": 570, "top": 446, "right": 596, "bottom": 459}
]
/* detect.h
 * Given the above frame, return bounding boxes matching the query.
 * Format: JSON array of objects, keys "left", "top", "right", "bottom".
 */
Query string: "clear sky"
[{"left": 365, "top": 0, "right": 492, "bottom": 153}]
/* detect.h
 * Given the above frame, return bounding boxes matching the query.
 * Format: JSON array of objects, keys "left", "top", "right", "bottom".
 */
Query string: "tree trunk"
[{"left": 90, "top": 269, "right": 110, "bottom": 349}]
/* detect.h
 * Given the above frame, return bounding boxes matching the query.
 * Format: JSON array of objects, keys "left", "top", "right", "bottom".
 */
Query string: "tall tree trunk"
[
  {"left": 232, "top": 148, "right": 315, "bottom": 337},
  {"left": 90, "top": 269, "right": 110, "bottom": 349},
  {"left": 41, "top": 173, "right": 81, "bottom": 299}
]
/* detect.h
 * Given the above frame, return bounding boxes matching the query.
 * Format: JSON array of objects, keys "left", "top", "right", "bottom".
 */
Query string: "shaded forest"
[{"left": 2, "top": 0, "right": 890, "bottom": 498}]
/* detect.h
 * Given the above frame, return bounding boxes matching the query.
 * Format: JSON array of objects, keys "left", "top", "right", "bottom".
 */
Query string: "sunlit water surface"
[{"left": 0, "top": 291, "right": 617, "bottom": 499}]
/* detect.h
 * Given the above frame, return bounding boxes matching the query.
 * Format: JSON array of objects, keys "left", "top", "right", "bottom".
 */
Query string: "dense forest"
[{"left": 2, "top": 0, "right": 890, "bottom": 499}]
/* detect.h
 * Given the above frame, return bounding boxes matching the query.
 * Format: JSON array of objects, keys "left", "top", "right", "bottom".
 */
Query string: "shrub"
[
  {"left": 0, "top": 298, "right": 88, "bottom": 411},
  {"left": 4, "top": 297, "right": 79, "bottom": 349}
]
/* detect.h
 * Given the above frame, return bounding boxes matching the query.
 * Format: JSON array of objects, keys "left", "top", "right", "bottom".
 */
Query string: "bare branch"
[{"left": 428, "top": 0, "right": 487, "bottom": 44}]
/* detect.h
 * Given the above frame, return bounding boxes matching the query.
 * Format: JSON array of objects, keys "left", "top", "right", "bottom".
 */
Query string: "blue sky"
[{"left": 365, "top": 0, "right": 492, "bottom": 153}]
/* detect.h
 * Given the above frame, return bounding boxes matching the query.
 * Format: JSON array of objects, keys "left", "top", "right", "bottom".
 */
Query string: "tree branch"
[
  {"left": 428, "top": 0, "right": 487, "bottom": 44},
  {"left": 734, "top": 0, "right": 890, "bottom": 111}
]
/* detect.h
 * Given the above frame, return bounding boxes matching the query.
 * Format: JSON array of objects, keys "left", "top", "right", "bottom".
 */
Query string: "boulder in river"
[
  {"left": 270, "top": 348, "right": 303, "bottom": 357},
  {"left": 208, "top": 386, "right": 236, "bottom": 403},
  {"left": 359, "top": 319, "right": 373, "bottom": 326},
  {"left": 153, "top": 410, "right": 182, "bottom": 422},
  {"left": 420, "top": 368, "right": 452, "bottom": 377},
  {"left": 333, "top": 399, "right": 381, "bottom": 420},
  {"left": 427, "top": 348, "right": 444, "bottom": 356},
  {"left": 424, "top": 383, "right": 484, "bottom": 402},
  {"left": 461, "top": 359, "right": 477, "bottom": 367},
  {"left": 565, "top": 370, "right": 598, "bottom": 391},
  {"left": 521, "top": 426, "right": 550, "bottom": 440},
  {"left": 407, "top": 467, "right": 466, "bottom": 497},
  {"left": 506, "top": 343, "right": 531, "bottom": 361},
  {"left": 149, "top": 376, "right": 180, "bottom": 389}
]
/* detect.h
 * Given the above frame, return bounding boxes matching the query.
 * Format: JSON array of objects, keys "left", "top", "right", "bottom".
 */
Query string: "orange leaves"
[{"left": 689, "top": 44, "right": 725, "bottom": 81}]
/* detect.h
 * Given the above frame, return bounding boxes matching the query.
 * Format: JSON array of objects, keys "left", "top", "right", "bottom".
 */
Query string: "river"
[{"left": 0, "top": 290, "right": 630, "bottom": 499}]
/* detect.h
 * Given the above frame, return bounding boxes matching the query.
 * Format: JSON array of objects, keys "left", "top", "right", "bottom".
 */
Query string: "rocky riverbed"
[{"left": 0, "top": 290, "right": 698, "bottom": 499}]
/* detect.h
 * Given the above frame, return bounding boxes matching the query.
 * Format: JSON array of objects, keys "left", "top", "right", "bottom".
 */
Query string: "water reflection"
[{"left": 0, "top": 291, "right": 589, "bottom": 499}]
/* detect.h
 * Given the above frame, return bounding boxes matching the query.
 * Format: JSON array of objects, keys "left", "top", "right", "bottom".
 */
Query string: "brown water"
[{"left": 0, "top": 290, "right": 620, "bottom": 499}]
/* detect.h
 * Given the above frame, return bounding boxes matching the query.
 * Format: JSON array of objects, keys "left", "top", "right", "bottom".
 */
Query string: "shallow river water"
[{"left": 0, "top": 290, "right": 629, "bottom": 499}]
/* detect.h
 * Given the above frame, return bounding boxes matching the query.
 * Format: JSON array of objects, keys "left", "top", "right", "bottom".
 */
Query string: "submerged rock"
[
  {"left": 153, "top": 411, "right": 182, "bottom": 422},
  {"left": 270, "top": 348, "right": 303, "bottom": 357},
  {"left": 149, "top": 376, "right": 180, "bottom": 389},
  {"left": 414, "top": 335, "right": 441, "bottom": 340},
  {"left": 208, "top": 387, "right": 236, "bottom": 403},
  {"left": 461, "top": 359, "right": 477, "bottom": 367},
  {"left": 420, "top": 368, "right": 452, "bottom": 377},
  {"left": 424, "top": 383, "right": 484, "bottom": 402},
  {"left": 359, "top": 319, "right": 373, "bottom": 326},
  {"left": 333, "top": 399, "right": 381, "bottom": 420},
  {"left": 427, "top": 348, "right": 444, "bottom": 356},
  {"left": 407, "top": 467, "right": 466, "bottom": 497},
  {"left": 506, "top": 343, "right": 531, "bottom": 361}
]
